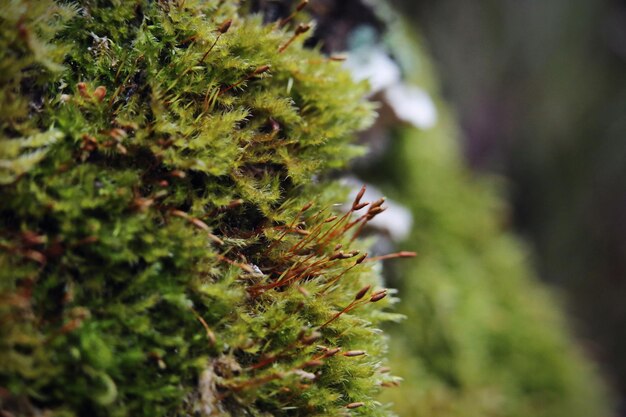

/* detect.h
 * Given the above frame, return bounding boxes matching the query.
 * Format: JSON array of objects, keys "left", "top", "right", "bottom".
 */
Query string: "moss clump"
[{"left": 0, "top": 1, "right": 398, "bottom": 416}]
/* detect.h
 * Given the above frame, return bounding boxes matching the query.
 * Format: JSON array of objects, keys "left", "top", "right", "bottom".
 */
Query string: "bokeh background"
[{"left": 392, "top": 0, "right": 626, "bottom": 413}]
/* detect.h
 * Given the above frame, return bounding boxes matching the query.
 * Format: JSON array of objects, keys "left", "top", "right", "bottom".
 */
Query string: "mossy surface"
[{"left": 0, "top": 2, "right": 398, "bottom": 416}]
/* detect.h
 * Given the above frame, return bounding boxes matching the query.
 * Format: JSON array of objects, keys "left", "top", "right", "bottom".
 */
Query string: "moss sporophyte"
[{"left": 0, "top": 1, "right": 405, "bottom": 416}]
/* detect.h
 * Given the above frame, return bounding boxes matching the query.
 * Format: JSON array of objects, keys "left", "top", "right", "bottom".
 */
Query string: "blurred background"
[
  {"left": 252, "top": 0, "right": 626, "bottom": 415},
  {"left": 392, "top": 0, "right": 626, "bottom": 413}
]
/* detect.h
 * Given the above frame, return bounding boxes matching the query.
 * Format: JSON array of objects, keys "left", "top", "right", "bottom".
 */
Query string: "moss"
[{"left": 0, "top": 1, "right": 397, "bottom": 416}]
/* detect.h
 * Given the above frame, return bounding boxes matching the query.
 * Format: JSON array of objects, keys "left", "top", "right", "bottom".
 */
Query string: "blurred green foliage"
[
  {"left": 362, "top": 23, "right": 612, "bottom": 417},
  {"left": 392, "top": 0, "right": 626, "bottom": 405}
]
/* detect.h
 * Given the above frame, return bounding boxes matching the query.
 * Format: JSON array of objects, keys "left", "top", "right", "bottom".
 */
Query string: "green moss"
[{"left": 0, "top": 1, "right": 396, "bottom": 416}]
